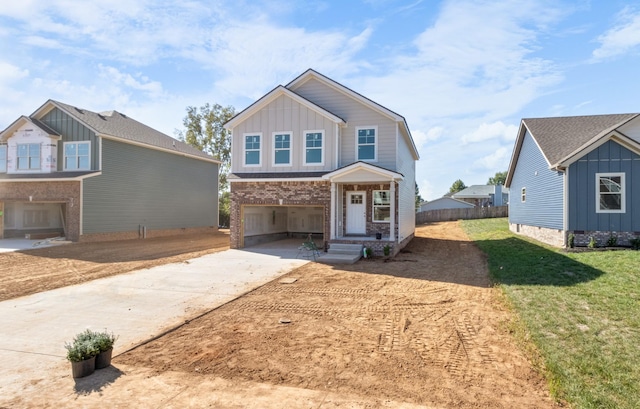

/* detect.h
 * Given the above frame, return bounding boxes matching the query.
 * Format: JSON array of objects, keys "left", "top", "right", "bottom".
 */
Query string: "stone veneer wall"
[
  {"left": 230, "top": 181, "right": 331, "bottom": 249},
  {"left": 0, "top": 181, "right": 81, "bottom": 241},
  {"left": 509, "top": 223, "right": 565, "bottom": 247},
  {"left": 79, "top": 226, "right": 218, "bottom": 243},
  {"left": 568, "top": 230, "right": 640, "bottom": 248}
]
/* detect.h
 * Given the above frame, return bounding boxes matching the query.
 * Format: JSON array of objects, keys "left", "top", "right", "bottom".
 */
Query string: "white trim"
[
  {"left": 271, "top": 131, "right": 292, "bottom": 167},
  {"left": 63, "top": 140, "right": 91, "bottom": 171},
  {"left": 558, "top": 132, "right": 640, "bottom": 168},
  {"left": 303, "top": 129, "right": 325, "bottom": 166},
  {"left": 390, "top": 181, "right": 396, "bottom": 241},
  {"left": 346, "top": 191, "right": 366, "bottom": 234},
  {"left": 355, "top": 126, "right": 378, "bottom": 162},
  {"left": 0, "top": 172, "right": 101, "bottom": 182},
  {"left": 323, "top": 161, "right": 403, "bottom": 182},
  {"left": 521, "top": 187, "right": 526, "bottom": 203},
  {"left": 335, "top": 123, "right": 340, "bottom": 169},
  {"left": 330, "top": 183, "right": 336, "bottom": 240},
  {"left": 16, "top": 143, "right": 42, "bottom": 171},
  {"left": 79, "top": 179, "right": 83, "bottom": 236},
  {"left": 372, "top": 189, "right": 391, "bottom": 223},
  {"left": 595, "top": 172, "right": 625, "bottom": 213},
  {"left": 563, "top": 167, "right": 569, "bottom": 233},
  {"left": 243, "top": 132, "right": 262, "bottom": 167},
  {"left": 98, "top": 134, "right": 220, "bottom": 164},
  {"left": 230, "top": 177, "right": 324, "bottom": 183},
  {"left": 99, "top": 137, "right": 103, "bottom": 170}
]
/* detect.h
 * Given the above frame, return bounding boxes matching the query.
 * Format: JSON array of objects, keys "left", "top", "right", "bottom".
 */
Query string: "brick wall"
[
  {"left": 0, "top": 181, "right": 81, "bottom": 241},
  {"left": 340, "top": 183, "right": 398, "bottom": 239},
  {"left": 230, "top": 181, "right": 331, "bottom": 249}
]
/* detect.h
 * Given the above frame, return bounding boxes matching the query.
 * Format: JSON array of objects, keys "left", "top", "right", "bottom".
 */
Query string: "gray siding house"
[
  {"left": 0, "top": 100, "right": 220, "bottom": 241},
  {"left": 506, "top": 113, "right": 640, "bottom": 247},
  {"left": 225, "top": 69, "right": 419, "bottom": 255}
]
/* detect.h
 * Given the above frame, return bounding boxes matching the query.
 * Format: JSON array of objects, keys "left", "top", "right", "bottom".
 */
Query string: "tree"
[
  {"left": 415, "top": 182, "right": 423, "bottom": 210},
  {"left": 177, "top": 103, "right": 236, "bottom": 191},
  {"left": 487, "top": 171, "right": 507, "bottom": 186},
  {"left": 218, "top": 191, "right": 230, "bottom": 228},
  {"left": 449, "top": 179, "right": 467, "bottom": 194}
]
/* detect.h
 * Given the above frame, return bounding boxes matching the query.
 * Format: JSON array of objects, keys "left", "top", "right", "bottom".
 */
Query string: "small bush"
[
  {"left": 365, "top": 247, "right": 373, "bottom": 258},
  {"left": 568, "top": 234, "right": 575, "bottom": 248},
  {"left": 606, "top": 235, "right": 618, "bottom": 247},
  {"left": 383, "top": 245, "right": 391, "bottom": 256},
  {"left": 630, "top": 237, "right": 640, "bottom": 250},
  {"left": 65, "top": 340, "right": 98, "bottom": 362},
  {"left": 588, "top": 236, "right": 597, "bottom": 248}
]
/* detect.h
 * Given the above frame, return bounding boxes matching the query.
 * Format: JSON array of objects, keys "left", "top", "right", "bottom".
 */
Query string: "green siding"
[
  {"left": 40, "top": 108, "right": 100, "bottom": 171},
  {"left": 82, "top": 139, "right": 218, "bottom": 234}
]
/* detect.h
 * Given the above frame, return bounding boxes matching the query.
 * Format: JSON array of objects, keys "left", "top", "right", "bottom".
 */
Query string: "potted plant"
[
  {"left": 93, "top": 330, "right": 118, "bottom": 369},
  {"left": 65, "top": 339, "right": 98, "bottom": 378}
]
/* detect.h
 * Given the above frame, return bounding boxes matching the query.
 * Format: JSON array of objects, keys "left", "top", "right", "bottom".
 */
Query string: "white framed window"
[
  {"left": 0, "top": 144, "right": 7, "bottom": 173},
  {"left": 356, "top": 126, "right": 377, "bottom": 161},
  {"left": 596, "top": 172, "right": 625, "bottom": 213},
  {"left": 304, "top": 130, "right": 324, "bottom": 165},
  {"left": 373, "top": 190, "right": 391, "bottom": 222},
  {"left": 17, "top": 143, "right": 40, "bottom": 170},
  {"left": 243, "top": 133, "right": 262, "bottom": 166},
  {"left": 521, "top": 187, "right": 526, "bottom": 203},
  {"left": 272, "top": 132, "right": 292, "bottom": 166},
  {"left": 64, "top": 141, "right": 91, "bottom": 171}
]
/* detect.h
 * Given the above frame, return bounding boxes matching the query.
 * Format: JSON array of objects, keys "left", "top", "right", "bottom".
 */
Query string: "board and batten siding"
[
  {"left": 231, "top": 94, "right": 337, "bottom": 173},
  {"left": 40, "top": 108, "right": 100, "bottom": 171},
  {"left": 395, "top": 123, "right": 416, "bottom": 241},
  {"left": 291, "top": 78, "right": 398, "bottom": 171},
  {"left": 509, "top": 130, "right": 564, "bottom": 229},
  {"left": 82, "top": 138, "right": 218, "bottom": 234},
  {"left": 568, "top": 140, "right": 640, "bottom": 232}
]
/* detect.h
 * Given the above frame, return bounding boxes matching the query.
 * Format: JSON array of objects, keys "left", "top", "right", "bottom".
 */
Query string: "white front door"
[{"left": 346, "top": 191, "right": 366, "bottom": 235}]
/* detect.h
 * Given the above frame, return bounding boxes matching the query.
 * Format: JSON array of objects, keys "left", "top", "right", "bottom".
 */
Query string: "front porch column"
[
  {"left": 330, "top": 182, "right": 336, "bottom": 240},
  {"left": 390, "top": 180, "right": 396, "bottom": 241}
]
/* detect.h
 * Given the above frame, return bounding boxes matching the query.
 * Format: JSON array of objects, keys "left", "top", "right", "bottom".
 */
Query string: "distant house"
[
  {"left": 224, "top": 69, "right": 419, "bottom": 256},
  {"left": 451, "top": 184, "right": 508, "bottom": 207},
  {"left": 0, "top": 100, "right": 220, "bottom": 241},
  {"left": 418, "top": 197, "right": 474, "bottom": 212},
  {"left": 506, "top": 113, "right": 640, "bottom": 247}
]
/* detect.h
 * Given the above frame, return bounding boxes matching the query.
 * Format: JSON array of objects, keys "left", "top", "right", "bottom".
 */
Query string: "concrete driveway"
[{"left": 0, "top": 243, "right": 310, "bottom": 404}]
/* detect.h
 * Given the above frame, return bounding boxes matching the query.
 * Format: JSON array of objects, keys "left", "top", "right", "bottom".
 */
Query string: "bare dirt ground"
[
  {"left": 114, "top": 222, "right": 556, "bottom": 408},
  {"left": 1, "top": 222, "right": 558, "bottom": 408},
  {"left": 0, "top": 230, "right": 230, "bottom": 301}
]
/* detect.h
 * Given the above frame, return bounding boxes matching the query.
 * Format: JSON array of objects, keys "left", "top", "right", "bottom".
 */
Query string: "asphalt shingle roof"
[
  {"left": 523, "top": 113, "right": 638, "bottom": 166},
  {"left": 50, "top": 100, "right": 216, "bottom": 162}
]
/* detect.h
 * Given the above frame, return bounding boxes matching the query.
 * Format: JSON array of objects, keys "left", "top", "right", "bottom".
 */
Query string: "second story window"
[
  {"left": 0, "top": 144, "right": 7, "bottom": 173},
  {"left": 273, "top": 133, "right": 291, "bottom": 166},
  {"left": 64, "top": 141, "right": 91, "bottom": 171},
  {"left": 304, "top": 130, "right": 323, "bottom": 165},
  {"left": 357, "top": 127, "right": 377, "bottom": 161},
  {"left": 244, "top": 134, "right": 261, "bottom": 166},
  {"left": 17, "top": 143, "right": 40, "bottom": 170}
]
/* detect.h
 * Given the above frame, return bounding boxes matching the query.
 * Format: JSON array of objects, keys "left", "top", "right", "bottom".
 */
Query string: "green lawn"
[{"left": 461, "top": 218, "right": 640, "bottom": 409}]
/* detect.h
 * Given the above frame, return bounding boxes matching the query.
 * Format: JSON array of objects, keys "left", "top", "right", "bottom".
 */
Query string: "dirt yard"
[
  {"left": 1, "top": 222, "right": 558, "bottom": 408},
  {"left": 0, "top": 231, "right": 230, "bottom": 301}
]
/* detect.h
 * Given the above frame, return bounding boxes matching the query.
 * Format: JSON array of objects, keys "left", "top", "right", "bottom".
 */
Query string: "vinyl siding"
[
  {"left": 618, "top": 116, "right": 640, "bottom": 144},
  {"left": 82, "top": 138, "right": 218, "bottom": 234},
  {"left": 509, "top": 130, "right": 564, "bottom": 229},
  {"left": 291, "top": 78, "right": 398, "bottom": 170},
  {"left": 40, "top": 108, "right": 100, "bottom": 171},
  {"left": 568, "top": 140, "right": 640, "bottom": 231},
  {"left": 396, "top": 124, "right": 416, "bottom": 241},
  {"left": 231, "top": 94, "right": 337, "bottom": 173}
]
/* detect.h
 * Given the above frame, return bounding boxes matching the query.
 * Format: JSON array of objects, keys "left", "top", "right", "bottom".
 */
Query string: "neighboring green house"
[{"left": 0, "top": 100, "right": 220, "bottom": 241}]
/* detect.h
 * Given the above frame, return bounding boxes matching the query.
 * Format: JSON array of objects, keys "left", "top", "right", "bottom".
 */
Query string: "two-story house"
[
  {"left": 0, "top": 100, "right": 220, "bottom": 241},
  {"left": 225, "top": 69, "right": 419, "bottom": 256}
]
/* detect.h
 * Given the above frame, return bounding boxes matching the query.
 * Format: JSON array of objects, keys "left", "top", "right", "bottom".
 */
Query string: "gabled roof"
[
  {"left": 287, "top": 69, "right": 419, "bottom": 160},
  {"left": 0, "top": 115, "right": 61, "bottom": 142},
  {"left": 452, "top": 185, "right": 508, "bottom": 199},
  {"left": 224, "top": 85, "right": 346, "bottom": 130},
  {"left": 28, "top": 100, "right": 219, "bottom": 163},
  {"left": 506, "top": 113, "right": 640, "bottom": 187},
  {"left": 322, "top": 161, "right": 404, "bottom": 183},
  {"left": 421, "top": 197, "right": 475, "bottom": 208}
]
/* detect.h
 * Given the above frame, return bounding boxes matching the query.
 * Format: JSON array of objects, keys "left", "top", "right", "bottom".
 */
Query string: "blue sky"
[{"left": 1, "top": 0, "right": 639, "bottom": 200}]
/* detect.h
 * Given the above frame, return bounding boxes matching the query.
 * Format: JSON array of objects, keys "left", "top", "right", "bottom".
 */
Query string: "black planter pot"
[
  {"left": 71, "top": 356, "right": 96, "bottom": 378},
  {"left": 95, "top": 348, "right": 113, "bottom": 369}
]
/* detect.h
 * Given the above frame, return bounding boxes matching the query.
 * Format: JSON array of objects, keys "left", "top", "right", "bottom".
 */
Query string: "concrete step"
[
  {"left": 316, "top": 252, "right": 362, "bottom": 265},
  {"left": 327, "top": 243, "right": 364, "bottom": 254}
]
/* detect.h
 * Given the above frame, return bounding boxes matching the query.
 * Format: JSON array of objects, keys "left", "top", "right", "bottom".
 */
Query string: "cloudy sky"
[{"left": 1, "top": 0, "right": 639, "bottom": 199}]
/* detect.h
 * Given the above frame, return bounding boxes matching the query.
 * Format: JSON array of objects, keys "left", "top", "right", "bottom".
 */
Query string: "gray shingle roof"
[
  {"left": 523, "top": 113, "right": 638, "bottom": 166},
  {"left": 452, "top": 185, "right": 509, "bottom": 198},
  {"left": 49, "top": 100, "right": 217, "bottom": 162}
]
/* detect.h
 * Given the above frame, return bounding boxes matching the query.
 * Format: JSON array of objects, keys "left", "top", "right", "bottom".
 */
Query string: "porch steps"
[{"left": 316, "top": 243, "right": 363, "bottom": 264}]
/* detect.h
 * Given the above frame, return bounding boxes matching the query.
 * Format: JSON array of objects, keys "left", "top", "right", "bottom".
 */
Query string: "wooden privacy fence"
[{"left": 416, "top": 206, "right": 508, "bottom": 224}]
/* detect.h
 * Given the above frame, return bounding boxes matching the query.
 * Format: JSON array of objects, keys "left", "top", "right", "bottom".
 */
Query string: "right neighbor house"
[{"left": 506, "top": 113, "right": 640, "bottom": 247}]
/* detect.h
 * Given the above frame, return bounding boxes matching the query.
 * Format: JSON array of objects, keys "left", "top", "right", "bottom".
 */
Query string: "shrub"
[
  {"left": 93, "top": 331, "right": 118, "bottom": 352},
  {"left": 630, "top": 237, "right": 640, "bottom": 250},
  {"left": 606, "top": 235, "right": 618, "bottom": 247},
  {"left": 588, "top": 236, "right": 597, "bottom": 249},
  {"left": 65, "top": 340, "right": 98, "bottom": 362},
  {"left": 568, "top": 234, "right": 575, "bottom": 248},
  {"left": 383, "top": 245, "right": 391, "bottom": 256},
  {"left": 365, "top": 247, "right": 373, "bottom": 258}
]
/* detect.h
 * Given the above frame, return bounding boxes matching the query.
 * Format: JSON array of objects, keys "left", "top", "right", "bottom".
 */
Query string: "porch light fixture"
[{"left": 279, "top": 199, "right": 283, "bottom": 205}]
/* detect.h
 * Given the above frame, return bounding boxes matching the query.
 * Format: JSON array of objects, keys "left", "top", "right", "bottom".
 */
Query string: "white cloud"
[
  {"left": 462, "top": 121, "right": 518, "bottom": 144},
  {"left": 473, "top": 146, "right": 510, "bottom": 170},
  {"left": 98, "top": 65, "right": 164, "bottom": 98},
  {"left": 0, "top": 62, "right": 29, "bottom": 84},
  {"left": 592, "top": 7, "right": 640, "bottom": 61}
]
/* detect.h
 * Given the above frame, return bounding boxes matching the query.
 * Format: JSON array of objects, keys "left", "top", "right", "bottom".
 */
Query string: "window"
[
  {"left": 273, "top": 132, "right": 291, "bottom": 166},
  {"left": 17, "top": 143, "right": 40, "bottom": 170},
  {"left": 64, "top": 141, "right": 90, "bottom": 171},
  {"left": 596, "top": 173, "right": 625, "bottom": 213},
  {"left": 244, "top": 134, "right": 261, "bottom": 166},
  {"left": 357, "top": 127, "right": 377, "bottom": 161},
  {"left": 521, "top": 187, "right": 526, "bottom": 203},
  {"left": 373, "top": 190, "right": 391, "bottom": 222},
  {"left": 0, "top": 144, "right": 6, "bottom": 173},
  {"left": 304, "top": 130, "right": 323, "bottom": 165}
]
